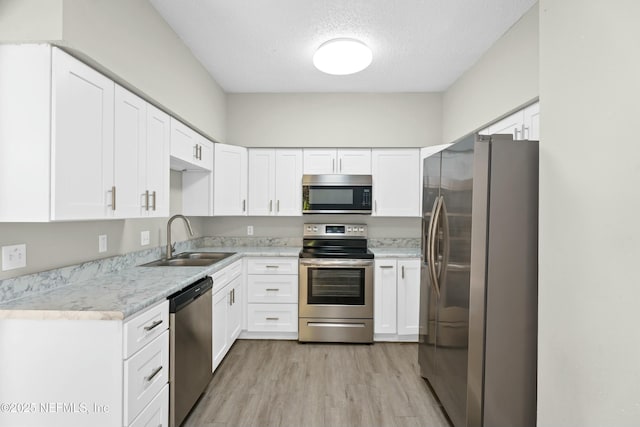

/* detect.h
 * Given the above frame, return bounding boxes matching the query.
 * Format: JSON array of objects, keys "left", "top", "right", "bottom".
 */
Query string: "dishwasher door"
[{"left": 169, "top": 277, "right": 213, "bottom": 427}]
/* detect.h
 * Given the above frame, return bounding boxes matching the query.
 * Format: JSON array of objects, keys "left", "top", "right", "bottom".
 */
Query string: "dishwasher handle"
[{"left": 168, "top": 276, "right": 213, "bottom": 313}]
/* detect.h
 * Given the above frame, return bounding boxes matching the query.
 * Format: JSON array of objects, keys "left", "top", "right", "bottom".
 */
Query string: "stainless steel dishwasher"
[{"left": 168, "top": 276, "right": 213, "bottom": 427}]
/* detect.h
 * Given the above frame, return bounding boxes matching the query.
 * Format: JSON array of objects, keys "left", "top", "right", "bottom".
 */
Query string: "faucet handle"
[{"left": 171, "top": 242, "right": 176, "bottom": 252}]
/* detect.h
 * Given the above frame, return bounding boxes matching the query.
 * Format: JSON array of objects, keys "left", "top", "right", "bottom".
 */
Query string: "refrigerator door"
[
  {"left": 433, "top": 136, "right": 474, "bottom": 427},
  {"left": 418, "top": 152, "right": 441, "bottom": 382}
]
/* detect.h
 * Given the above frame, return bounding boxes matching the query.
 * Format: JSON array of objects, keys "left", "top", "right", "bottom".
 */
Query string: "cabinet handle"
[
  {"left": 379, "top": 265, "right": 394, "bottom": 269},
  {"left": 144, "top": 190, "right": 150, "bottom": 211},
  {"left": 332, "top": 158, "right": 335, "bottom": 173},
  {"left": 194, "top": 144, "right": 199, "bottom": 159},
  {"left": 265, "top": 288, "right": 280, "bottom": 292},
  {"left": 199, "top": 145, "right": 203, "bottom": 160},
  {"left": 109, "top": 186, "right": 116, "bottom": 211},
  {"left": 374, "top": 200, "right": 377, "bottom": 213},
  {"left": 266, "top": 317, "right": 279, "bottom": 321},
  {"left": 269, "top": 200, "right": 273, "bottom": 212},
  {"left": 152, "top": 191, "right": 157, "bottom": 211},
  {"left": 145, "top": 366, "right": 163, "bottom": 382},
  {"left": 276, "top": 200, "right": 280, "bottom": 212},
  {"left": 401, "top": 265, "right": 405, "bottom": 279},
  {"left": 143, "top": 319, "right": 163, "bottom": 331},
  {"left": 232, "top": 288, "right": 235, "bottom": 304},
  {"left": 339, "top": 158, "right": 342, "bottom": 172},
  {"left": 266, "top": 265, "right": 279, "bottom": 269},
  {"left": 242, "top": 199, "right": 246, "bottom": 212},
  {"left": 522, "top": 125, "right": 529, "bottom": 140}
]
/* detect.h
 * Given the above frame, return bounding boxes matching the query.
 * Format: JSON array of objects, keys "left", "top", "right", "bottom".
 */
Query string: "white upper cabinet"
[
  {"left": 248, "top": 149, "right": 302, "bottom": 216},
  {"left": 0, "top": 45, "right": 174, "bottom": 221},
  {"left": 145, "top": 104, "right": 170, "bottom": 217},
  {"left": 371, "top": 149, "right": 420, "bottom": 217},
  {"left": 170, "top": 118, "right": 213, "bottom": 171},
  {"left": 114, "top": 85, "right": 146, "bottom": 218},
  {"left": 303, "top": 148, "right": 371, "bottom": 174},
  {"left": 479, "top": 101, "right": 540, "bottom": 141},
  {"left": 52, "top": 47, "right": 115, "bottom": 220},
  {"left": 214, "top": 143, "right": 248, "bottom": 216}
]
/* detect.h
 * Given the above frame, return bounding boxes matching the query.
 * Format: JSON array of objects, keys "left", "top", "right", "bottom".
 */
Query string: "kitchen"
[{"left": 0, "top": 1, "right": 639, "bottom": 427}]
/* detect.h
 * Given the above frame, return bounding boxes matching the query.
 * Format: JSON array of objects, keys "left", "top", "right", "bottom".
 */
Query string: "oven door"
[{"left": 299, "top": 258, "right": 373, "bottom": 319}]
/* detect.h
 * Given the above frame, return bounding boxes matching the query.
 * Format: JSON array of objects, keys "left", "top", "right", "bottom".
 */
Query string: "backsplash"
[
  {"left": 0, "top": 238, "right": 202, "bottom": 305},
  {"left": 0, "top": 235, "right": 419, "bottom": 304}
]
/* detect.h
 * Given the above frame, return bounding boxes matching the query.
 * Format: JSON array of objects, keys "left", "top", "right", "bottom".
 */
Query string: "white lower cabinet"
[
  {"left": 0, "top": 299, "right": 169, "bottom": 427},
  {"left": 243, "top": 257, "right": 298, "bottom": 339},
  {"left": 212, "top": 260, "right": 243, "bottom": 372},
  {"left": 129, "top": 384, "right": 168, "bottom": 427},
  {"left": 374, "top": 258, "right": 420, "bottom": 341}
]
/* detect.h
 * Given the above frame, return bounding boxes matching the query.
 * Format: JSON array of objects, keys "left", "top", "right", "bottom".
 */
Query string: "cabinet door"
[
  {"left": 114, "top": 85, "right": 146, "bottom": 218},
  {"left": 228, "top": 276, "right": 243, "bottom": 342},
  {"left": 212, "top": 286, "right": 229, "bottom": 372},
  {"left": 371, "top": 149, "right": 420, "bottom": 217},
  {"left": 51, "top": 48, "right": 115, "bottom": 220},
  {"left": 248, "top": 149, "right": 275, "bottom": 216},
  {"left": 274, "top": 149, "right": 303, "bottom": 216},
  {"left": 214, "top": 143, "right": 248, "bottom": 215},
  {"left": 337, "top": 149, "right": 371, "bottom": 174},
  {"left": 303, "top": 149, "right": 336, "bottom": 174},
  {"left": 170, "top": 118, "right": 210, "bottom": 171},
  {"left": 523, "top": 102, "right": 540, "bottom": 140},
  {"left": 145, "top": 104, "right": 170, "bottom": 217},
  {"left": 488, "top": 110, "right": 525, "bottom": 139},
  {"left": 397, "top": 259, "right": 421, "bottom": 336},
  {"left": 374, "top": 260, "right": 397, "bottom": 334}
]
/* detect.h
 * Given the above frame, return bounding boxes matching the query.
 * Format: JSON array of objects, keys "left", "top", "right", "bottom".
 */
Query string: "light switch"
[
  {"left": 247, "top": 226, "right": 254, "bottom": 236},
  {"left": 98, "top": 235, "right": 108, "bottom": 253},
  {"left": 2, "top": 244, "right": 26, "bottom": 271}
]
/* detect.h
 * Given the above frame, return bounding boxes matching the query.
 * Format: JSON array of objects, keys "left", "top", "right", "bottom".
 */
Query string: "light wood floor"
[{"left": 183, "top": 340, "right": 450, "bottom": 427}]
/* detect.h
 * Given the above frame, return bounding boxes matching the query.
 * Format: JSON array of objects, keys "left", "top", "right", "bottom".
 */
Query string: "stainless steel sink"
[{"left": 141, "top": 252, "right": 235, "bottom": 267}]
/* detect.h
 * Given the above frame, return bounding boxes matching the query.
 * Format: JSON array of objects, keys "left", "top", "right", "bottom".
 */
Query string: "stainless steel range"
[{"left": 298, "top": 223, "right": 374, "bottom": 343}]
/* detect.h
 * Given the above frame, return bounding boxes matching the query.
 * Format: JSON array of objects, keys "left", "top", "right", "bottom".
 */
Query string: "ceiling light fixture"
[{"left": 313, "top": 38, "right": 373, "bottom": 75}]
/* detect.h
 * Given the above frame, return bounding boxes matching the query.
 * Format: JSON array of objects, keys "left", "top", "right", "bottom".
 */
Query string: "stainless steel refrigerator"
[{"left": 418, "top": 134, "right": 538, "bottom": 427}]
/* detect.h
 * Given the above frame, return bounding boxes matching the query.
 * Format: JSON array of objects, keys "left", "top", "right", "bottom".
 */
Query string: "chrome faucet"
[{"left": 166, "top": 214, "right": 194, "bottom": 259}]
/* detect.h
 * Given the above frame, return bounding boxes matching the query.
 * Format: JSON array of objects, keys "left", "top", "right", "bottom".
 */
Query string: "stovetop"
[{"left": 300, "top": 223, "right": 373, "bottom": 259}]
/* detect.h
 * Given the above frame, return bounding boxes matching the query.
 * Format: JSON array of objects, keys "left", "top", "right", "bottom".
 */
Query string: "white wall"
[
  {"left": 442, "top": 4, "right": 538, "bottom": 143},
  {"left": 60, "top": 0, "right": 226, "bottom": 142},
  {"left": 226, "top": 93, "right": 442, "bottom": 147},
  {"left": 0, "top": 0, "right": 63, "bottom": 41},
  {"left": 537, "top": 1, "right": 640, "bottom": 425}
]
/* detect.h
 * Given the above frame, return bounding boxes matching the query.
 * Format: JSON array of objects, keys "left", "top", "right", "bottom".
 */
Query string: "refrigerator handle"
[
  {"left": 439, "top": 197, "right": 450, "bottom": 288},
  {"left": 429, "top": 196, "right": 444, "bottom": 298}
]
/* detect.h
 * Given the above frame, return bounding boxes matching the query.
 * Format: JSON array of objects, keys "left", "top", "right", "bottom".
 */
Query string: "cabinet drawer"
[
  {"left": 212, "top": 259, "right": 242, "bottom": 293},
  {"left": 127, "top": 383, "right": 168, "bottom": 427},
  {"left": 247, "top": 275, "right": 298, "bottom": 303},
  {"left": 124, "top": 330, "right": 169, "bottom": 425},
  {"left": 247, "top": 304, "right": 298, "bottom": 332},
  {"left": 123, "top": 300, "right": 169, "bottom": 358},
  {"left": 246, "top": 257, "right": 298, "bottom": 275}
]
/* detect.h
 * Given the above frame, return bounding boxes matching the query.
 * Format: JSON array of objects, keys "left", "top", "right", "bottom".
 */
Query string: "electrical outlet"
[
  {"left": 98, "top": 235, "right": 108, "bottom": 253},
  {"left": 247, "top": 225, "right": 254, "bottom": 236},
  {"left": 2, "top": 244, "right": 26, "bottom": 271},
  {"left": 141, "top": 230, "right": 150, "bottom": 246}
]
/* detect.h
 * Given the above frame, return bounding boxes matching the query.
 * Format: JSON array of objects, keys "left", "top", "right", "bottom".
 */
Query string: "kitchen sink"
[{"left": 141, "top": 252, "right": 235, "bottom": 267}]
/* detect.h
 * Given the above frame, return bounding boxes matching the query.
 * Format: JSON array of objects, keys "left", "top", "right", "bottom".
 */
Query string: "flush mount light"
[{"left": 313, "top": 38, "right": 373, "bottom": 75}]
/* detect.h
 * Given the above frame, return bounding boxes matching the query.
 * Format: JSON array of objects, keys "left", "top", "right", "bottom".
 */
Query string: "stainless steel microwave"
[{"left": 302, "top": 175, "right": 372, "bottom": 214}]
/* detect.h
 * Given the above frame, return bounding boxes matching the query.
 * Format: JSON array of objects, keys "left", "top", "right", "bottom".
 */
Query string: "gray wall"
[
  {"left": 537, "top": 0, "right": 640, "bottom": 425},
  {"left": 442, "top": 4, "right": 538, "bottom": 143},
  {"left": 201, "top": 216, "right": 420, "bottom": 240},
  {"left": 0, "top": 172, "right": 205, "bottom": 280},
  {"left": 226, "top": 93, "right": 442, "bottom": 147},
  {"left": 0, "top": 0, "right": 63, "bottom": 41}
]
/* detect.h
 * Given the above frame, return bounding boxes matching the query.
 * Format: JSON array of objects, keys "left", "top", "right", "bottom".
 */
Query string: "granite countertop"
[
  {"left": 370, "top": 248, "right": 421, "bottom": 258},
  {"left": 0, "top": 247, "right": 300, "bottom": 321}
]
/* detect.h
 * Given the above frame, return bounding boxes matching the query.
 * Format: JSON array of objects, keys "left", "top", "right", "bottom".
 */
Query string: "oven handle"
[{"left": 299, "top": 259, "right": 374, "bottom": 267}]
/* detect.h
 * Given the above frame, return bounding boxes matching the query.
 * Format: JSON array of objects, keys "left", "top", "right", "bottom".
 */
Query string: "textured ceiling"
[{"left": 149, "top": 0, "right": 536, "bottom": 93}]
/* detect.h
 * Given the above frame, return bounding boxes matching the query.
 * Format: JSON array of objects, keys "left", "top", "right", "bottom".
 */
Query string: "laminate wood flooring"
[{"left": 183, "top": 340, "right": 450, "bottom": 427}]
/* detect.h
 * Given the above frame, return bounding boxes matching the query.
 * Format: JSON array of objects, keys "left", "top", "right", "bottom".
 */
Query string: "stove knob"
[
  {"left": 347, "top": 227, "right": 352, "bottom": 232},
  {"left": 313, "top": 226, "right": 318, "bottom": 232},
  {"left": 359, "top": 227, "right": 365, "bottom": 232}
]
